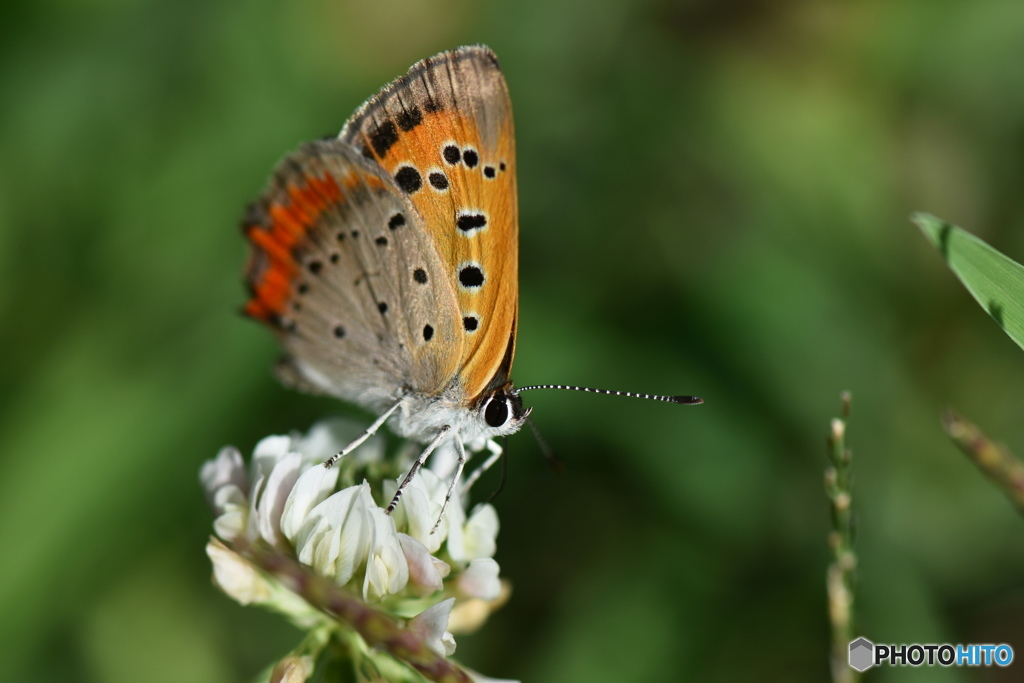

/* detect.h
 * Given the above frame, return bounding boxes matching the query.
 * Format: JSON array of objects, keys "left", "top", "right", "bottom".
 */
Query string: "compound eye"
[{"left": 484, "top": 396, "right": 511, "bottom": 428}]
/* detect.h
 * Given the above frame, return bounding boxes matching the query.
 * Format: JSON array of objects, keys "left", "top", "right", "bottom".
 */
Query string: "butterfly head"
[{"left": 476, "top": 384, "right": 530, "bottom": 438}]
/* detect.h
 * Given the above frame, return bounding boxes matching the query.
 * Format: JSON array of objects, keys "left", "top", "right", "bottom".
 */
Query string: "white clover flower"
[{"left": 201, "top": 417, "right": 513, "bottom": 681}]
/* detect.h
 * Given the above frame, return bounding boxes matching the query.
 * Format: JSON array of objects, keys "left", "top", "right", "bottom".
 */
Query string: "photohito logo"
[{"left": 849, "top": 638, "right": 1013, "bottom": 671}]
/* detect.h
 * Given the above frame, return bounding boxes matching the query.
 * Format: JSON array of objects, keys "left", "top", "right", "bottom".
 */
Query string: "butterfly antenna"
[
  {"left": 517, "top": 384, "right": 703, "bottom": 405},
  {"left": 527, "top": 417, "right": 565, "bottom": 475},
  {"left": 485, "top": 435, "right": 510, "bottom": 504}
]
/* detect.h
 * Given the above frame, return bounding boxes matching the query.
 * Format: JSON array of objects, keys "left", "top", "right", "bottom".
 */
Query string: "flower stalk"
[
  {"left": 825, "top": 392, "right": 857, "bottom": 683},
  {"left": 234, "top": 538, "right": 472, "bottom": 683},
  {"left": 942, "top": 408, "right": 1024, "bottom": 514}
]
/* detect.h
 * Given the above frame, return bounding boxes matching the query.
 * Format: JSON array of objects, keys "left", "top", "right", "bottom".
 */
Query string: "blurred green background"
[{"left": 4, "top": 0, "right": 1024, "bottom": 681}]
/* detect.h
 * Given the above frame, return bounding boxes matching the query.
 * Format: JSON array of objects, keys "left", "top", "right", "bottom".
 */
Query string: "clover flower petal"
[
  {"left": 256, "top": 451, "right": 303, "bottom": 547},
  {"left": 207, "top": 537, "right": 271, "bottom": 605},
  {"left": 447, "top": 504, "right": 499, "bottom": 563},
  {"left": 457, "top": 558, "right": 502, "bottom": 601},
  {"left": 408, "top": 598, "right": 458, "bottom": 657},
  {"left": 280, "top": 463, "right": 340, "bottom": 541},
  {"left": 251, "top": 435, "right": 293, "bottom": 480},
  {"left": 211, "top": 484, "right": 248, "bottom": 541},
  {"left": 293, "top": 483, "right": 372, "bottom": 584},
  {"left": 399, "top": 533, "right": 448, "bottom": 594},
  {"left": 200, "top": 446, "right": 247, "bottom": 508},
  {"left": 363, "top": 506, "right": 409, "bottom": 600},
  {"left": 385, "top": 468, "right": 454, "bottom": 553}
]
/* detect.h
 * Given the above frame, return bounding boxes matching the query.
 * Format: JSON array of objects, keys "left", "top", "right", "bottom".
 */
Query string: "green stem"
[
  {"left": 942, "top": 408, "right": 1024, "bottom": 515},
  {"left": 825, "top": 392, "right": 857, "bottom": 683},
  {"left": 233, "top": 539, "right": 472, "bottom": 683}
]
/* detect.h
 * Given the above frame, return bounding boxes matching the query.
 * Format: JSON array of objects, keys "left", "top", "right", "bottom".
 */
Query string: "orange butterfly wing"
[{"left": 339, "top": 45, "right": 518, "bottom": 404}]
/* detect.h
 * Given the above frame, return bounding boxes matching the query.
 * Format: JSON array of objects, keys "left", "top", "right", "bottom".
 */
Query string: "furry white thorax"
[
  {"left": 292, "top": 356, "right": 528, "bottom": 450},
  {"left": 392, "top": 385, "right": 527, "bottom": 450}
]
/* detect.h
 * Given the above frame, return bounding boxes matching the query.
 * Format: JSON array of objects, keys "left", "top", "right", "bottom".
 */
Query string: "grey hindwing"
[{"left": 256, "top": 140, "right": 462, "bottom": 412}]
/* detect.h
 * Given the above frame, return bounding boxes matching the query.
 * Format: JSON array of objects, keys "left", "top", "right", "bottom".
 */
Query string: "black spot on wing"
[
  {"left": 457, "top": 213, "right": 487, "bottom": 232},
  {"left": 429, "top": 172, "right": 449, "bottom": 190},
  {"left": 395, "top": 166, "right": 422, "bottom": 194},
  {"left": 443, "top": 145, "right": 461, "bottom": 165},
  {"left": 396, "top": 106, "right": 423, "bottom": 131},
  {"left": 459, "top": 265, "right": 485, "bottom": 289},
  {"left": 370, "top": 120, "right": 399, "bottom": 157},
  {"left": 423, "top": 96, "right": 442, "bottom": 113}
]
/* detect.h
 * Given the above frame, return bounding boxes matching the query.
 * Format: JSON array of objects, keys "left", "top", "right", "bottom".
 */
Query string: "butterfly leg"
[
  {"left": 385, "top": 425, "right": 452, "bottom": 514},
  {"left": 322, "top": 400, "right": 403, "bottom": 468},
  {"left": 432, "top": 436, "right": 468, "bottom": 534},
  {"left": 460, "top": 438, "right": 503, "bottom": 493}
]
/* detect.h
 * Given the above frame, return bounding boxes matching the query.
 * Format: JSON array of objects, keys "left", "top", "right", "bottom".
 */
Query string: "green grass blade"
[{"left": 914, "top": 212, "right": 1024, "bottom": 352}]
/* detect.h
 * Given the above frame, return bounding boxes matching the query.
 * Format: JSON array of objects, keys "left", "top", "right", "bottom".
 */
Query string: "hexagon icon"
[{"left": 849, "top": 637, "right": 874, "bottom": 672}]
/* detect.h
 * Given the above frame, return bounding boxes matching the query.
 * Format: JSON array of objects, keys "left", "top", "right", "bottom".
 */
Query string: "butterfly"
[{"left": 242, "top": 45, "right": 701, "bottom": 525}]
